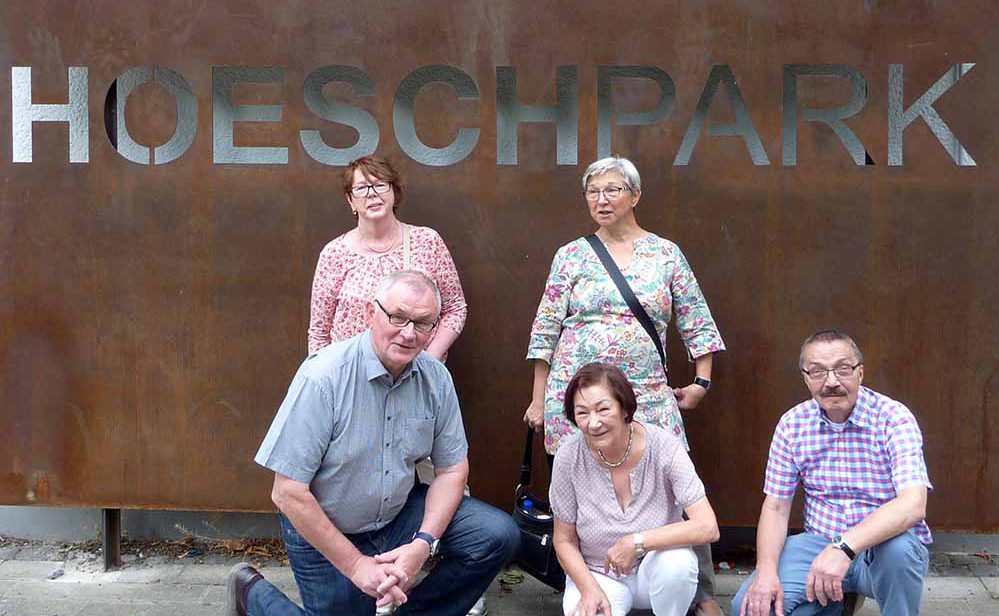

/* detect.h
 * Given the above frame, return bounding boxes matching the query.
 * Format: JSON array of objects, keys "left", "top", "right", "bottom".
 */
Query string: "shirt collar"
[
  {"left": 810, "top": 386, "right": 873, "bottom": 429},
  {"left": 847, "top": 386, "right": 874, "bottom": 429},
  {"left": 359, "top": 330, "right": 419, "bottom": 383}
]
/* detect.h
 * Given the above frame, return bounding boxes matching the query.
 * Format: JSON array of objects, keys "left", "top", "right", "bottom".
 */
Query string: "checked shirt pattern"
[{"left": 763, "top": 386, "right": 932, "bottom": 544}]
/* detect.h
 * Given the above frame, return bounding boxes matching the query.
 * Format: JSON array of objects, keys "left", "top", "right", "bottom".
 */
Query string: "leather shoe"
[{"left": 224, "top": 562, "right": 263, "bottom": 616}]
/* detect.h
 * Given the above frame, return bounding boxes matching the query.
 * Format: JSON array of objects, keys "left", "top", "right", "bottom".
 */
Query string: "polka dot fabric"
[{"left": 549, "top": 423, "right": 706, "bottom": 573}]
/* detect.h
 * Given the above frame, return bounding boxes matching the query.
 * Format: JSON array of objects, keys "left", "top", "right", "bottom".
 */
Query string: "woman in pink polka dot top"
[{"left": 550, "top": 363, "right": 720, "bottom": 616}]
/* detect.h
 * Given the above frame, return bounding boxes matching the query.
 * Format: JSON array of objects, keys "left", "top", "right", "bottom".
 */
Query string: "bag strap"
[
  {"left": 519, "top": 428, "right": 535, "bottom": 489},
  {"left": 584, "top": 234, "right": 666, "bottom": 371},
  {"left": 402, "top": 223, "right": 411, "bottom": 270}
]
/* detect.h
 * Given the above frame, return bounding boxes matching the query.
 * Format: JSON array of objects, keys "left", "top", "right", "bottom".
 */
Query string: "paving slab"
[
  {"left": 2, "top": 557, "right": 999, "bottom": 616},
  {"left": 257, "top": 564, "right": 297, "bottom": 588},
  {"left": 0, "top": 559, "right": 64, "bottom": 580},
  {"left": 714, "top": 572, "right": 746, "bottom": 596},
  {"left": 923, "top": 577, "right": 991, "bottom": 599},
  {"left": 113, "top": 566, "right": 182, "bottom": 584},
  {"left": 0, "top": 597, "right": 83, "bottom": 616},
  {"left": 175, "top": 563, "right": 231, "bottom": 584},
  {"left": 919, "top": 598, "right": 994, "bottom": 616}
]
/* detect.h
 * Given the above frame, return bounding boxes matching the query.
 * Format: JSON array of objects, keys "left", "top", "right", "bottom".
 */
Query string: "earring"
[{"left": 351, "top": 209, "right": 358, "bottom": 217}]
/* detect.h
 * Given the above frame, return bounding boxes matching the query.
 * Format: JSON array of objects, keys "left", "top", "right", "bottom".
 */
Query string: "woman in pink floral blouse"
[
  {"left": 523, "top": 155, "right": 726, "bottom": 616},
  {"left": 307, "top": 156, "right": 467, "bottom": 358}
]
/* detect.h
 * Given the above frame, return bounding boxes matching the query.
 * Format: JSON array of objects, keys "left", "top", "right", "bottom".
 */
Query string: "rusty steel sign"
[{"left": 1, "top": 0, "right": 996, "bottom": 532}]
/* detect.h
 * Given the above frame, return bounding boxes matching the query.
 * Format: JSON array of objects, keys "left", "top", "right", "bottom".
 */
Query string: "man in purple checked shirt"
[{"left": 733, "top": 330, "right": 931, "bottom": 616}]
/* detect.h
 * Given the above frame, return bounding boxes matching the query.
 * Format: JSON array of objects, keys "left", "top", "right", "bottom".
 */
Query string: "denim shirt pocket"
[{"left": 403, "top": 413, "right": 435, "bottom": 461}]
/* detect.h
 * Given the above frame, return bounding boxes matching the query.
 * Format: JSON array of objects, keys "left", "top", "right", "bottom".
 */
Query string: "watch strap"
[
  {"left": 633, "top": 533, "right": 646, "bottom": 557},
  {"left": 413, "top": 531, "right": 439, "bottom": 555},
  {"left": 832, "top": 535, "right": 856, "bottom": 560},
  {"left": 693, "top": 376, "right": 712, "bottom": 390}
]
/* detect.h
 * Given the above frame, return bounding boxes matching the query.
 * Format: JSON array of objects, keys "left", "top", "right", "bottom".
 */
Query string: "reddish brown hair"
[
  {"left": 563, "top": 363, "right": 638, "bottom": 426},
  {"left": 342, "top": 156, "right": 403, "bottom": 208}
]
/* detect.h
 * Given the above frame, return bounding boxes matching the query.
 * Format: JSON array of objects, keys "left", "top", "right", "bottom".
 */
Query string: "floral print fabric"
[
  {"left": 527, "top": 234, "right": 725, "bottom": 453},
  {"left": 308, "top": 225, "right": 467, "bottom": 354}
]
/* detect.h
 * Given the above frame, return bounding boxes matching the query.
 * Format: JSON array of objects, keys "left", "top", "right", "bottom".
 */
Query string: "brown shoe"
[{"left": 224, "top": 562, "right": 263, "bottom": 616}]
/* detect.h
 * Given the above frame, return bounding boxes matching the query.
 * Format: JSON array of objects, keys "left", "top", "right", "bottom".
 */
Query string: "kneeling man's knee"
[
  {"left": 464, "top": 503, "right": 520, "bottom": 564},
  {"left": 869, "top": 531, "right": 928, "bottom": 578}
]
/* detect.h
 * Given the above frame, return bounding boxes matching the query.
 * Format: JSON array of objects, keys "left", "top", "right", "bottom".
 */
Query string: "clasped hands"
[
  {"left": 348, "top": 539, "right": 431, "bottom": 607},
  {"left": 740, "top": 546, "right": 851, "bottom": 616},
  {"left": 603, "top": 535, "right": 639, "bottom": 578}
]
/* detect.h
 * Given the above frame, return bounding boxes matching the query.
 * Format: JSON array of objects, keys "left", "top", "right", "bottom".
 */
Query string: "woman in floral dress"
[{"left": 523, "top": 155, "right": 726, "bottom": 616}]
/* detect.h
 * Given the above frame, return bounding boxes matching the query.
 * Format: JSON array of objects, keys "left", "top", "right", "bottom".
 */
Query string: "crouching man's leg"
[
  {"left": 399, "top": 494, "right": 519, "bottom": 616},
  {"left": 850, "top": 530, "right": 928, "bottom": 616},
  {"left": 733, "top": 533, "right": 844, "bottom": 616},
  {"left": 240, "top": 513, "right": 375, "bottom": 616}
]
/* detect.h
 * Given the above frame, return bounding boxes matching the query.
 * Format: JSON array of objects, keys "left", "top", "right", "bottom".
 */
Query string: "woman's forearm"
[
  {"left": 693, "top": 352, "right": 713, "bottom": 380},
  {"left": 641, "top": 498, "right": 719, "bottom": 551},
  {"left": 553, "top": 533, "right": 601, "bottom": 593},
  {"left": 426, "top": 326, "right": 460, "bottom": 359},
  {"left": 532, "top": 360, "right": 551, "bottom": 401}
]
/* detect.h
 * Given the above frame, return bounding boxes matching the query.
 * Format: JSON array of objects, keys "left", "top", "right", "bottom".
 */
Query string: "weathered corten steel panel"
[{"left": 1, "top": 1, "right": 996, "bottom": 531}]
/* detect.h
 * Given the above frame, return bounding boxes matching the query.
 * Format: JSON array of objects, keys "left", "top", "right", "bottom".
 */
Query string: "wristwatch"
[
  {"left": 693, "top": 377, "right": 712, "bottom": 391},
  {"left": 413, "top": 531, "right": 440, "bottom": 557},
  {"left": 633, "top": 533, "right": 647, "bottom": 558},
  {"left": 830, "top": 535, "right": 856, "bottom": 560}
]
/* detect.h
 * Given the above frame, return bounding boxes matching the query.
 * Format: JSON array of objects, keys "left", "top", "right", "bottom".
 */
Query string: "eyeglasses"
[
  {"left": 350, "top": 182, "right": 393, "bottom": 198},
  {"left": 374, "top": 300, "right": 438, "bottom": 333},
  {"left": 801, "top": 363, "right": 862, "bottom": 382},
  {"left": 584, "top": 186, "right": 632, "bottom": 202}
]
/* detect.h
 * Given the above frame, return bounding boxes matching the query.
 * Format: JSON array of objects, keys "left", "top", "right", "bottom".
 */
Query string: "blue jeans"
[
  {"left": 248, "top": 484, "right": 520, "bottom": 616},
  {"left": 732, "top": 531, "right": 929, "bottom": 616}
]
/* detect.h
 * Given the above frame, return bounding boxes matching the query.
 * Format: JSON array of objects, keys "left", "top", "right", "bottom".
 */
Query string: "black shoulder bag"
[
  {"left": 511, "top": 428, "right": 565, "bottom": 590},
  {"left": 584, "top": 234, "right": 667, "bottom": 371}
]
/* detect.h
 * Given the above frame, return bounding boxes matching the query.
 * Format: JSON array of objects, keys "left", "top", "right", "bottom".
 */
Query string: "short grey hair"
[
  {"left": 373, "top": 270, "right": 442, "bottom": 316},
  {"left": 798, "top": 329, "right": 864, "bottom": 369},
  {"left": 581, "top": 156, "right": 642, "bottom": 191}
]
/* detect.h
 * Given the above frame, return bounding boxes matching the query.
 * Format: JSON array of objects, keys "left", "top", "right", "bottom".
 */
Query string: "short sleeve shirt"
[
  {"left": 549, "top": 423, "right": 706, "bottom": 572},
  {"left": 254, "top": 331, "right": 468, "bottom": 534},
  {"left": 763, "top": 386, "right": 932, "bottom": 543}
]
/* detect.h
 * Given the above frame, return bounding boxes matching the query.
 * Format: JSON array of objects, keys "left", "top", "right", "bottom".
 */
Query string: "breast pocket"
[{"left": 403, "top": 414, "right": 435, "bottom": 462}]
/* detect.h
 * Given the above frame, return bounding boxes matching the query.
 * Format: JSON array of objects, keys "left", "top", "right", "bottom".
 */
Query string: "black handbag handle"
[
  {"left": 517, "top": 428, "right": 535, "bottom": 496},
  {"left": 585, "top": 234, "right": 667, "bottom": 371}
]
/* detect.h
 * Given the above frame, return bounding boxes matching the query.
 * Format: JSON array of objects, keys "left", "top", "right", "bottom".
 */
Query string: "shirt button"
[
  {"left": 385, "top": 470, "right": 389, "bottom": 475},
  {"left": 385, "top": 443, "right": 390, "bottom": 447},
  {"left": 387, "top": 416, "right": 392, "bottom": 420}
]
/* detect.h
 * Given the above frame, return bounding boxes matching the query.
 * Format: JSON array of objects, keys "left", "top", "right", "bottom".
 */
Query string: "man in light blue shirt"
[{"left": 226, "top": 271, "right": 519, "bottom": 616}]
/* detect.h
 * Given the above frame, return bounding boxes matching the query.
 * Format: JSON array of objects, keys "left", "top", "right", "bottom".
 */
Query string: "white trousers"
[{"left": 563, "top": 547, "right": 698, "bottom": 616}]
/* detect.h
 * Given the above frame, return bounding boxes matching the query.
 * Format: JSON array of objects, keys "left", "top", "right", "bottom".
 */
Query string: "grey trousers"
[{"left": 692, "top": 542, "right": 716, "bottom": 604}]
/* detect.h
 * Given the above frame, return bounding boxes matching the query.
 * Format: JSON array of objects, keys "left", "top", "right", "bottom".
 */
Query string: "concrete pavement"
[{"left": 1, "top": 547, "right": 998, "bottom": 616}]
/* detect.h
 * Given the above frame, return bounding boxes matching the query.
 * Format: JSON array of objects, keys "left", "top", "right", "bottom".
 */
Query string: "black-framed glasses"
[
  {"left": 350, "top": 182, "right": 393, "bottom": 198},
  {"left": 801, "top": 363, "right": 862, "bottom": 382},
  {"left": 583, "top": 185, "right": 632, "bottom": 202},
  {"left": 374, "top": 299, "right": 438, "bottom": 333}
]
